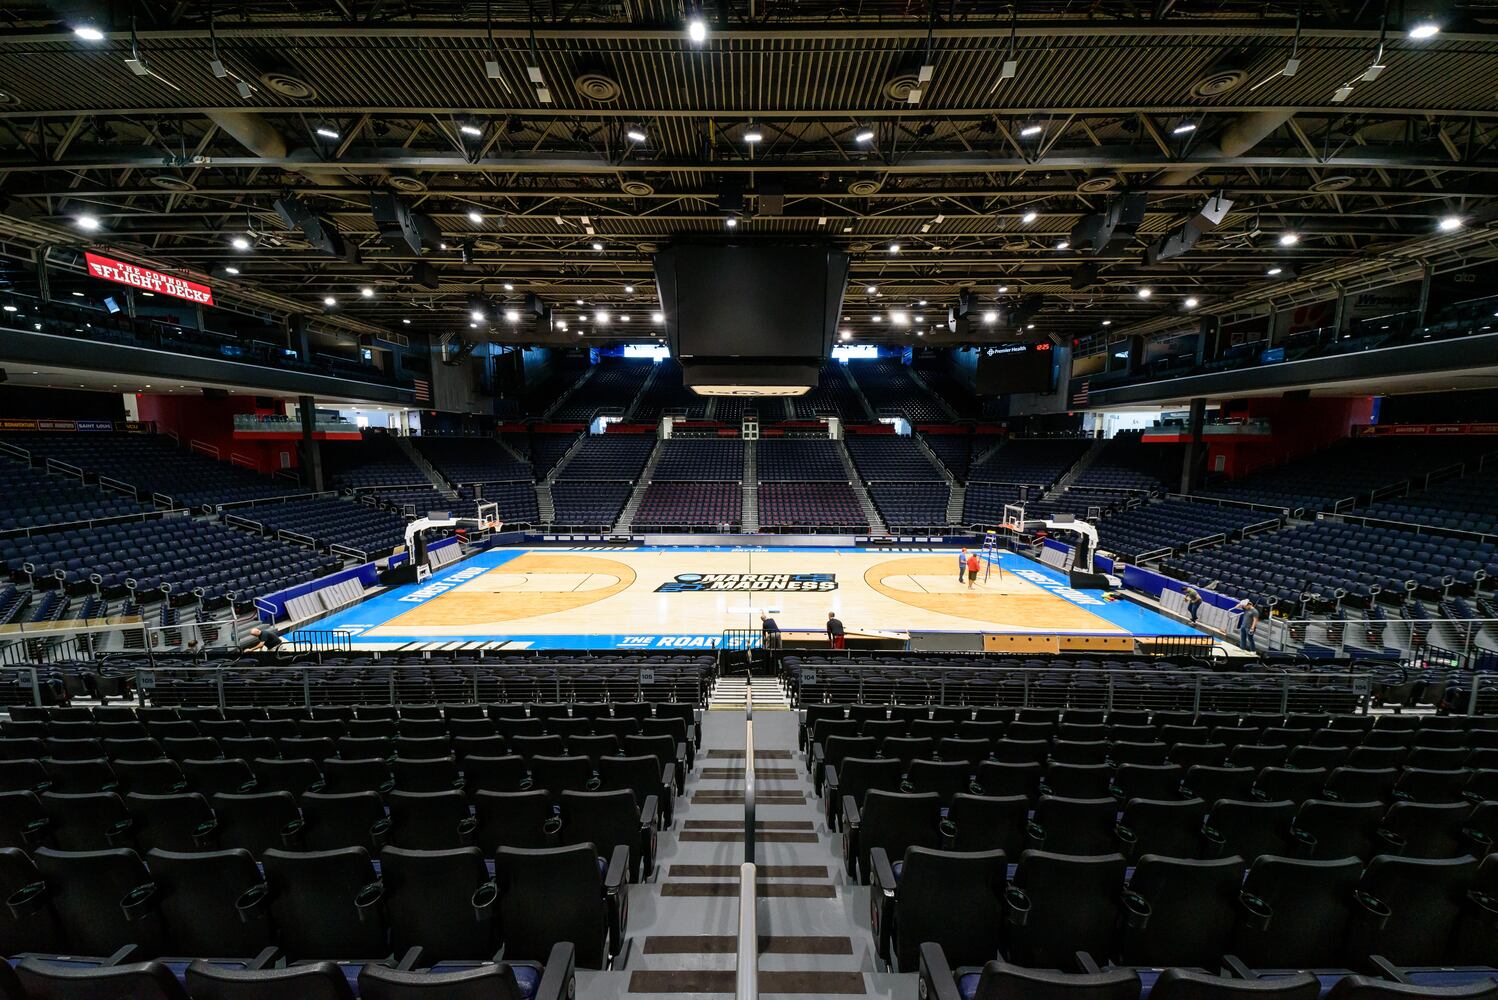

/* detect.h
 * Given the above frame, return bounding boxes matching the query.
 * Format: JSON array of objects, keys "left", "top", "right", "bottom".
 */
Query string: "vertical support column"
[
  {"left": 1179, "top": 397, "right": 1207, "bottom": 495},
  {"left": 1126, "top": 336, "right": 1146, "bottom": 376},
  {"left": 298, "top": 395, "right": 325, "bottom": 493},
  {"left": 1415, "top": 261, "right": 1434, "bottom": 330}
]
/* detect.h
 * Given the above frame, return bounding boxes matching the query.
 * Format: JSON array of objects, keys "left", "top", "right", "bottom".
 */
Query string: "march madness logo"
[{"left": 655, "top": 572, "right": 837, "bottom": 593}]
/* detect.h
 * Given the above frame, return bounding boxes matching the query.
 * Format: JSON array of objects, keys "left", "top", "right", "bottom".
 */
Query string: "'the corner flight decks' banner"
[{"left": 84, "top": 252, "right": 215, "bottom": 306}]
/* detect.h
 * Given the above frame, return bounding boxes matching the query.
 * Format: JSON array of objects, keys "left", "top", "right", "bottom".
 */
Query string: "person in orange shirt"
[{"left": 966, "top": 550, "right": 981, "bottom": 589}]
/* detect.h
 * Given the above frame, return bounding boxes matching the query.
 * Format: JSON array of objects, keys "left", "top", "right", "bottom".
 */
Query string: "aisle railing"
[{"left": 736, "top": 665, "right": 758, "bottom": 1000}]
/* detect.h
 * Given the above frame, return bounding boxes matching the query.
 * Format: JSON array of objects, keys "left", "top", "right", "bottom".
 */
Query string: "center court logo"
[{"left": 655, "top": 572, "right": 837, "bottom": 593}]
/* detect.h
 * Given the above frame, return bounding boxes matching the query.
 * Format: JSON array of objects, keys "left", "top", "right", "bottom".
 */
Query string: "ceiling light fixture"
[
  {"left": 591, "top": 241, "right": 604, "bottom": 251},
  {"left": 74, "top": 213, "right": 100, "bottom": 231},
  {"left": 687, "top": 14, "right": 708, "bottom": 43},
  {"left": 230, "top": 236, "right": 250, "bottom": 250},
  {"left": 725, "top": 216, "right": 738, "bottom": 228},
  {"left": 997, "top": 284, "right": 1010, "bottom": 293},
  {"left": 1172, "top": 122, "right": 1198, "bottom": 135},
  {"left": 468, "top": 209, "right": 484, "bottom": 223},
  {"left": 888, "top": 243, "right": 901, "bottom": 254},
  {"left": 982, "top": 311, "right": 998, "bottom": 324},
  {"left": 224, "top": 266, "right": 240, "bottom": 275},
  {"left": 360, "top": 286, "right": 374, "bottom": 298},
  {"left": 1021, "top": 211, "right": 1038, "bottom": 224},
  {"left": 73, "top": 25, "right": 105, "bottom": 41},
  {"left": 1439, "top": 215, "right": 1464, "bottom": 232},
  {"left": 1137, "top": 287, "right": 1153, "bottom": 299},
  {"left": 1408, "top": 20, "right": 1440, "bottom": 39},
  {"left": 1019, "top": 124, "right": 1043, "bottom": 137},
  {"left": 1055, "top": 240, "right": 1070, "bottom": 250},
  {"left": 626, "top": 125, "right": 647, "bottom": 143},
  {"left": 854, "top": 127, "right": 875, "bottom": 143},
  {"left": 866, "top": 285, "right": 878, "bottom": 294},
  {"left": 504, "top": 283, "right": 515, "bottom": 291},
  {"left": 1267, "top": 266, "right": 1283, "bottom": 276},
  {"left": 402, "top": 318, "right": 411, "bottom": 324},
  {"left": 460, "top": 123, "right": 483, "bottom": 137},
  {"left": 743, "top": 126, "right": 764, "bottom": 144},
  {"left": 1279, "top": 232, "right": 1299, "bottom": 246},
  {"left": 1102, "top": 319, "right": 1112, "bottom": 326},
  {"left": 652, "top": 312, "right": 665, "bottom": 324},
  {"left": 1184, "top": 297, "right": 1200, "bottom": 308},
  {"left": 624, "top": 285, "right": 635, "bottom": 293},
  {"left": 315, "top": 126, "right": 340, "bottom": 140},
  {"left": 323, "top": 296, "right": 337, "bottom": 307}
]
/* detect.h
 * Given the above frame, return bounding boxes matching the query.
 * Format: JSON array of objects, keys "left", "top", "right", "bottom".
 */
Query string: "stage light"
[
  {"left": 1172, "top": 122, "right": 1198, "bottom": 134},
  {"left": 360, "top": 286, "right": 374, "bottom": 298},
  {"left": 323, "top": 296, "right": 337, "bottom": 306},
  {"left": 315, "top": 126, "right": 340, "bottom": 139},
  {"left": 1439, "top": 215, "right": 1464, "bottom": 232},
  {"left": 74, "top": 213, "right": 100, "bottom": 231},
  {"left": 1278, "top": 232, "right": 1299, "bottom": 246},
  {"left": 1021, "top": 211, "right": 1038, "bottom": 224},
  {"left": 1184, "top": 297, "right": 1200, "bottom": 308},
  {"left": 1137, "top": 287, "right": 1153, "bottom": 299},
  {"left": 459, "top": 123, "right": 483, "bottom": 137},
  {"left": 982, "top": 311, "right": 998, "bottom": 324},
  {"left": 231, "top": 236, "right": 250, "bottom": 250},
  {"left": 854, "top": 127, "right": 875, "bottom": 143},
  {"left": 687, "top": 15, "right": 707, "bottom": 42},
  {"left": 468, "top": 209, "right": 484, "bottom": 223},
  {"left": 73, "top": 25, "right": 105, "bottom": 41},
  {"left": 626, "top": 125, "right": 647, "bottom": 143},
  {"left": 1019, "top": 124, "right": 1043, "bottom": 137},
  {"left": 1409, "top": 20, "right": 1440, "bottom": 38}
]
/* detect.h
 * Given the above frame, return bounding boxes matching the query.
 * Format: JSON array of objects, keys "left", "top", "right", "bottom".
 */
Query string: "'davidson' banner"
[{"left": 84, "top": 252, "right": 214, "bottom": 306}]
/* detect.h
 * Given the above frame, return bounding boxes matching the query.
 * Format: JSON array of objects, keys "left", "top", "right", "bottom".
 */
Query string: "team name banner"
[
  {"left": 84, "top": 252, "right": 215, "bottom": 306},
  {"left": 656, "top": 572, "right": 837, "bottom": 593}
]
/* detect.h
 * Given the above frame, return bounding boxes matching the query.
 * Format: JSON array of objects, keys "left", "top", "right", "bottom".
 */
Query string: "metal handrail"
[{"left": 736, "top": 862, "right": 758, "bottom": 1000}]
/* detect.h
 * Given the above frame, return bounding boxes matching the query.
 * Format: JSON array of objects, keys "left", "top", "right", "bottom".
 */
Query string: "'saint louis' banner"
[{"left": 83, "top": 252, "right": 214, "bottom": 307}]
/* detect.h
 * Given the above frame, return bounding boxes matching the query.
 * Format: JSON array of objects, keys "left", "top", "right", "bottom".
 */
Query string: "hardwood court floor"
[{"left": 367, "top": 547, "right": 1125, "bottom": 638}]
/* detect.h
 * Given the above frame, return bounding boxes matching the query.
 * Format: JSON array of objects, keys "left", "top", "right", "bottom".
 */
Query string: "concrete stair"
[
  {"left": 613, "top": 437, "right": 664, "bottom": 532},
  {"left": 834, "top": 438, "right": 887, "bottom": 536},
  {"left": 838, "top": 363, "right": 878, "bottom": 421},
  {"left": 534, "top": 481, "right": 555, "bottom": 524},
  {"left": 624, "top": 361, "right": 662, "bottom": 420},
  {"left": 542, "top": 365, "right": 598, "bottom": 420},
  {"left": 392, "top": 437, "right": 458, "bottom": 499},
  {"left": 546, "top": 432, "right": 593, "bottom": 484},
  {"left": 741, "top": 439, "right": 759, "bottom": 533},
  {"left": 905, "top": 365, "right": 959, "bottom": 420},
  {"left": 1056, "top": 437, "right": 1107, "bottom": 488}
]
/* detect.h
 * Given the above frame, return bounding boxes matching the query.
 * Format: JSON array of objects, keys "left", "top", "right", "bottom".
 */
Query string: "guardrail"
[
  {"left": 784, "top": 662, "right": 1374, "bottom": 715},
  {"left": 72, "top": 663, "right": 716, "bottom": 710},
  {"left": 736, "top": 863, "right": 757, "bottom": 1000},
  {"left": 1262, "top": 617, "right": 1498, "bottom": 663}
]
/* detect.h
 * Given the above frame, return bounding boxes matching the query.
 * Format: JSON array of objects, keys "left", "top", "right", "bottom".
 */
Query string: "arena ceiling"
[{"left": 1, "top": 0, "right": 1497, "bottom": 348}]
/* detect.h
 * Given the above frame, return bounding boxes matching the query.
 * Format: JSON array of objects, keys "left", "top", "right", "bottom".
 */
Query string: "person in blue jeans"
[
  {"left": 958, "top": 548, "right": 968, "bottom": 582},
  {"left": 1232, "top": 598, "right": 1260, "bottom": 652}
]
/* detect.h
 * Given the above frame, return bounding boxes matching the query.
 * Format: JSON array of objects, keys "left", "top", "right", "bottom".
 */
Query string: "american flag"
[
  {"left": 412, "top": 378, "right": 431, "bottom": 403},
  {"left": 1070, "top": 379, "right": 1090, "bottom": 407}
]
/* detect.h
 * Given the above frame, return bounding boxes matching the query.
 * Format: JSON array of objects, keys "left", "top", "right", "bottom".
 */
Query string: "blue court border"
[{"left": 289, "top": 545, "right": 1200, "bottom": 650}]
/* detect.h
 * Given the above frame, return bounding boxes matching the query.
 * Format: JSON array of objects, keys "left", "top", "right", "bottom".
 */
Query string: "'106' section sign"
[{"left": 83, "top": 252, "right": 215, "bottom": 306}]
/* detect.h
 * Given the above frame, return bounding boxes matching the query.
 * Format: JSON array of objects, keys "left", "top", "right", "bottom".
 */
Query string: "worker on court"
[
  {"left": 958, "top": 547, "right": 968, "bottom": 582},
  {"left": 966, "top": 550, "right": 981, "bottom": 589},
  {"left": 826, "top": 611, "right": 846, "bottom": 650}
]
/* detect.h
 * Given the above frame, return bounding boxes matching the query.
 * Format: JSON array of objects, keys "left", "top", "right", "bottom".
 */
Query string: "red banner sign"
[{"left": 84, "top": 252, "right": 214, "bottom": 306}]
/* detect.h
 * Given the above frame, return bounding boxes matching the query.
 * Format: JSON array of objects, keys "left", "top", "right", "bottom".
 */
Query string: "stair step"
[{"left": 627, "top": 970, "right": 866, "bottom": 995}]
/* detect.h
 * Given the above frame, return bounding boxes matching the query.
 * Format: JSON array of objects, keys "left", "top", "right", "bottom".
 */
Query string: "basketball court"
[{"left": 291, "top": 545, "right": 1201, "bottom": 651}]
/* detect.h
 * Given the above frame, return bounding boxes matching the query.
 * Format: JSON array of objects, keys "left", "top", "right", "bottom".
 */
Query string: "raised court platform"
[{"left": 290, "top": 545, "right": 1203, "bottom": 652}]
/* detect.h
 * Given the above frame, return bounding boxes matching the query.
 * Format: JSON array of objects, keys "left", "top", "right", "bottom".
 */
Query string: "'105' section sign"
[{"left": 84, "top": 252, "right": 215, "bottom": 306}]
